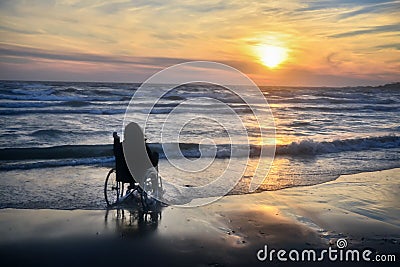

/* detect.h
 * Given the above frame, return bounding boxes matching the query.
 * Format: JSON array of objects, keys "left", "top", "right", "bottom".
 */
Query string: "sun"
[{"left": 257, "top": 45, "right": 288, "bottom": 68}]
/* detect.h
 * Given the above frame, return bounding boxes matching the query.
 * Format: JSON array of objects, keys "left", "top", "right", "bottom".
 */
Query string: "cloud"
[
  {"left": 180, "top": 1, "right": 236, "bottom": 13},
  {"left": 0, "top": 0, "right": 399, "bottom": 86},
  {"left": 329, "top": 24, "right": 400, "bottom": 38},
  {"left": 0, "top": 43, "right": 195, "bottom": 67},
  {"left": 0, "top": 25, "right": 42, "bottom": 35},
  {"left": 93, "top": 1, "right": 165, "bottom": 14},
  {"left": 337, "top": 1, "right": 400, "bottom": 20},
  {"left": 297, "top": 0, "right": 397, "bottom": 12},
  {"left": 0, "top": 43, "right": 262, "bottom": 76},
  {"left": 375, "top": 43, "right": 400, "bottom": 50}
]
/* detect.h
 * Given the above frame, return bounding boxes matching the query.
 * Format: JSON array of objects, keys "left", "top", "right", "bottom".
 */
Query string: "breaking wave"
[{"left": 1, "top": 135, "right": 398, "bottom": 170}]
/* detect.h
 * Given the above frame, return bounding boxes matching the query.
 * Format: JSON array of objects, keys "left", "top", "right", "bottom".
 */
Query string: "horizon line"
[{"left": 0, "top": 79, "right": 398, "bottom": 89}]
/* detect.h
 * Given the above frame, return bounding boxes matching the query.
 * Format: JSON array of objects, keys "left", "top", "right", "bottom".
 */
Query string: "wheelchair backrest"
[{"left": 113, "top": 136, "right": 135, "bottom": 183}]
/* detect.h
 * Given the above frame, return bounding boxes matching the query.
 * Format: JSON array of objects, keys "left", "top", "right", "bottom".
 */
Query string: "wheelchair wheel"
[
  {"left": 104, "top": 169, "right": 120, "bottom": 206},
  {"left": 141, "top": 169, "right": 160, "bottom": 211}
]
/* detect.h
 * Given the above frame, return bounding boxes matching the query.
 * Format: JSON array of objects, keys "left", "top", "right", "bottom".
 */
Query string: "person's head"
[{"left": 124, "top": 122, "right": 145, "bottom": 143}]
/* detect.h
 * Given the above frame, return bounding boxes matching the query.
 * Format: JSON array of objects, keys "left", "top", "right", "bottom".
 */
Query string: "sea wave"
[
  {"left": 0, "top": 102, "right": 53, "bottom": 108},
  {"left": 63, "top": 100, "right": 91, "bottom": 107},
  {"left": 0, "top": 100, "right": 119, "bottom": 109},
  {"left": 0, "top": 93, "right": 123, "bottom": 102},
  {"left": 0, "top": 144, "right": 113, "bottom": 161},
  {"left": 1, "top": 105, "right": 253, "bottom": 116},
  {"left": 0, "top": 108, "right": 126, "bottom": 115},
  {"left": 30, "top": 129, "right": 68, "bottom": 137},
  {"left": 1, "top": 135, "right": 398, "bottom": 170},
  {"left": 276, "top": 135, "right": 400, "bottom": 155},
  {"left": 0, "top": 157, "right": 114, "bottom": 171},
  {"left": 288, "top": 105, "right": 398, "bottom": 112},
  {"left": 11, "top": 87, "right": 55, "bottom": 96}
]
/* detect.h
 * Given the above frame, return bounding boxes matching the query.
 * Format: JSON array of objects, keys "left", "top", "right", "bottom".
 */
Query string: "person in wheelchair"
[{"left": 107, "top": 122, "right": 161, "bottom": 209}]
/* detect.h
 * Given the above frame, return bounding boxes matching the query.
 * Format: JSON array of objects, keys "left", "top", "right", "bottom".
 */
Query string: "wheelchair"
[{"left": 104, "top": 124, "right": 163, "bottom": 211}]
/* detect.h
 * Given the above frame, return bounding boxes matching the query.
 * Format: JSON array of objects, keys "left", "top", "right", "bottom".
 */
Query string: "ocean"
[{"left": 0, "top": 80, "right": 399, "bottom": 209}]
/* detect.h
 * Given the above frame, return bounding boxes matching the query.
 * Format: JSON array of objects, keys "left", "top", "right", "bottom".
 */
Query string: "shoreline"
[{"left": 1, "top": 168, "right": 399, "bottom": 266}]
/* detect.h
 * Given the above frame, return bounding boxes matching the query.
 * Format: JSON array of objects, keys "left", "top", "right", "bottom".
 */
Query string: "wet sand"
[{"left": 0, "top": 169, "right": 399, "bottom": 266}]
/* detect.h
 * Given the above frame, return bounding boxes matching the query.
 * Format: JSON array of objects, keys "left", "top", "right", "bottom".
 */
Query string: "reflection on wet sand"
[{"left": 104, "top": 207, "right": 163, "bottom": 238}]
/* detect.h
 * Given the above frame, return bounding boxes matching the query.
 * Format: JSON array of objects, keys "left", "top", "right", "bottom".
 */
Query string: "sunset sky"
[{"left": 0, "top": 0, "right": 399, "bottom": 86}]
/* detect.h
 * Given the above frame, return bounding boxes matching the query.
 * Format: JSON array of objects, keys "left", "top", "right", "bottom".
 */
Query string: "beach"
[
  {"left": 1, "top": 168, "right": 398, "bottom": 266},
  {"left": 1, "top": 0, "right": 400, "bottom": 265},
  {"left": 0, "top": 81, "right": 399, "bottom": 266}
]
